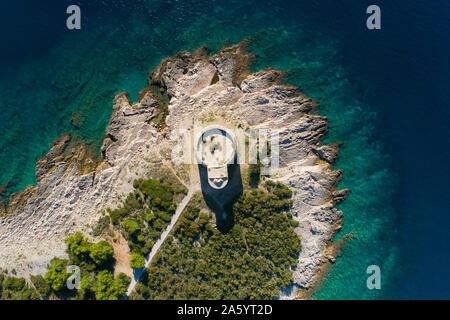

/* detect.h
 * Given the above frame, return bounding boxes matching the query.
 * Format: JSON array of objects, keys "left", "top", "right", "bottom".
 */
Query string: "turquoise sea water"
[{"left": 1, "top": 0, "right": 449, "bottom": 299}]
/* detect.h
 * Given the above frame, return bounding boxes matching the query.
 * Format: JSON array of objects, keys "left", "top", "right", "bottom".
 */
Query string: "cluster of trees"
[
  {"left": 130, "top": 180, "right": 301, "bottom": 300},
  {"left": 64, "top": 232, "right": 114, "bottom": 269},
  {"left": 105, "top": 178, "right": 187, "bottom": 269},
  {"left": 1, "top": 175, "right": 186, "bottom": 300},
  {"left": 2, "top": 171, "right": 299, "bottom": 300},
  {"left": 44, "top": 233, "right": 129, "bottom": 300},
  {"left": 78, "top": 270, "right": 130, "bottom": 300},
  {"left": 1, "top": 232, "right": 130, "bottom": 300},
  {"left": 130, "top": 253, "right": 146, "bottom": 269},
  {"left": 0, "top": 270, "right": 45, "bottom": 300}
]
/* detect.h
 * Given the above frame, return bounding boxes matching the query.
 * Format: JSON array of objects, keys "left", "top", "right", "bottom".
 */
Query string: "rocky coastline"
[{"left": 0, "top": 41, "right": 349, "bottom": 298}]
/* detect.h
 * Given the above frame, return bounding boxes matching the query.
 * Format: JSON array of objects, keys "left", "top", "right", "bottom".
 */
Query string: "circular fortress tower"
[{"left": 195, "top": 126, "right": 237, "bottom": 189}]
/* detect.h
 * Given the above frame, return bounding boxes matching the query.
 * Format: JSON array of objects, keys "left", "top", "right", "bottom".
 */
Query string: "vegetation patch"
[
  {"left": 46, "top": 233, "right": 130, "bottom": 300},
  {"left": 147, "top": 85, "right": 170, "bottom": 130},
  {"left": 97, "top": 176, "right": 187, "bottom": 269},
  {"left": 142, "top": 60, "right": 172, "bottom": 131},
  {"left": 210, "top": 71, "right": 220, "bottom": 85},
  {"left": 130, "top": 180, "right": 301, "bottom": 300},
  {"left": 0, "top": 232, "right": 130, "bottom": 300},
  {"left": 0, "top": 270, "right": 42, "bottom": 300}
]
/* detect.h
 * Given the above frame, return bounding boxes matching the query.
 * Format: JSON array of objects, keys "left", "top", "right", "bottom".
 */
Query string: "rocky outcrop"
[
  {"left": 0, "top": 90, "right": 159, "bottom": 277},
  {"left": 0, "top": 42, "right": 348, "bottom": 298},
  {"left": 144, "top": 41, "right": 349, "bottom": 298},
  {"left": 312, "top": 143, "right": 341, "bottom": 164}
]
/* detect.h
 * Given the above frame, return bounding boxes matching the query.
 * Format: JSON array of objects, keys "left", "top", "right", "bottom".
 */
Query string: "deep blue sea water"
[{"left": 0, "top": 0, "right": 449, "bottom": 299}]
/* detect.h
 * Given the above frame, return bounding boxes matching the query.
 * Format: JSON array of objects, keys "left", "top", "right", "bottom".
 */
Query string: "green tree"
[
  {"left": 143, "top": 211, "right": 155, "bottom": 223},
  {"left": 110, "top": 273, "right": 131, "bottom": 298},
  {"left": 44, "top": 258, "right": 69, "bottom": 292},
  {"left": 89, "top": 241, "right": 114, "bottom": 266},
  {"left": 123, "top": 219, "right": 141, "bottom": 236},
  {"left": 3, "top": 277, "right": 26, "bottom": 292},
  {"left": 65, "top": 232, "right": 91, "bottom": 263},
  {"left": 78, "top": 273, "right": 94, "bottom": 299},
  {"left": 92, "top": 270, "right": 114, "bottom": 300},
  {"left": 30, "top": 275, "right": 51, "bottom": 297},
  {"left": 130, "top": 253, "right": 146, "bottom": 269},
  {"left": 92, "top": 270, "right": 130, "bottom": 300}
]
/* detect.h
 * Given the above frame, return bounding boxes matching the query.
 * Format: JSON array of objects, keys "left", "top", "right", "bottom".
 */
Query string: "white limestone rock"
[{"left": 0, "top": 42, "right": 348, "bottom": 299}]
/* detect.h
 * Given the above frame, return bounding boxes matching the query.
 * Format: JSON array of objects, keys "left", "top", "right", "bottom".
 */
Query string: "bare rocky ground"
[{"left": 0, "top": 41, "right": 348, "bottom": 298}]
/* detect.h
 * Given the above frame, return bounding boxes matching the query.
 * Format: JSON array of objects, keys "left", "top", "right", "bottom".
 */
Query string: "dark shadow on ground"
[{"left": 198, "top": 161, "right": 243, "bottom": 233}]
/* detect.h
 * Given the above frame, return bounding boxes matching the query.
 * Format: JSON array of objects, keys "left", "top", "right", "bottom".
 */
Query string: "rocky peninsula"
[{"left": 0, "top": 41, "right": 348, "bottom": 299}]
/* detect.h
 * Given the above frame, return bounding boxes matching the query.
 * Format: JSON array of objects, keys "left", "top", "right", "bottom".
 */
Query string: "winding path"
[{"left": 125, "top": 186, "right": 196, "bottom": 296}]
